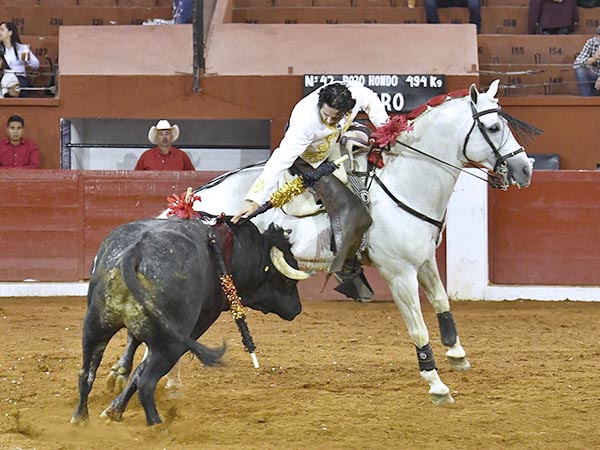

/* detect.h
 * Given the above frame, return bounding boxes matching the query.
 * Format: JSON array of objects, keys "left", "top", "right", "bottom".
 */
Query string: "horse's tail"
[{"left": 120, "top": 237, "right": 226, "bottom": 366}]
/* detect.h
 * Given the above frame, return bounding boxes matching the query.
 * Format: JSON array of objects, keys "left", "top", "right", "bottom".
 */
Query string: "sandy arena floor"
[{"left": 0, "top": 297, "right": 599, "bottom": 450}]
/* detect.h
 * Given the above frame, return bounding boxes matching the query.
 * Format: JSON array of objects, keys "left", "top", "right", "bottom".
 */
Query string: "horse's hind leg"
[
  {"left": 386, "top": 269, "right": 453, "bottom": 405},
  {"left": 418, "top": 258, "right": 471, "bottom": 371}
]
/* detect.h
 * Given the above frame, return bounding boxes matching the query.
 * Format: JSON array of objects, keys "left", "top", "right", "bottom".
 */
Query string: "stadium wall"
[{"left": 0, "top": 169, "right": 598, "bottom": 300}]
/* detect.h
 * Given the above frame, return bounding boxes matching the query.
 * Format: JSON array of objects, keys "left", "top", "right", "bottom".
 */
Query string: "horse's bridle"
[
  {"left": 463, "top": 105, "right": 525, "bottom": 190},
  {"left": 365, "top": 104, "right": 526, "bottom": 229}
]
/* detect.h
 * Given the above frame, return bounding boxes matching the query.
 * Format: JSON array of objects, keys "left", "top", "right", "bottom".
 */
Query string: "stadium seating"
[
  {"left": 2, "top": 0, "right": 171, "bottom": 97},
  {"left": 3, "top": 0, "right": 597, "bottom": 96},
  {"left": 477, "top": 34, "right": 588, "bottom": 94},
  {"left": 229, "top": 0, "right": 597, "bottom": 94}
]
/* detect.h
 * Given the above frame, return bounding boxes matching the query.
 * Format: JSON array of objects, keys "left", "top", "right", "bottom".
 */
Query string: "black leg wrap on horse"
[
  {"left": 415, "top": 343, "right": 437, "bottom": 372},
  {"left": 437, "top": 311, "right": 458, "bottom": 347}
]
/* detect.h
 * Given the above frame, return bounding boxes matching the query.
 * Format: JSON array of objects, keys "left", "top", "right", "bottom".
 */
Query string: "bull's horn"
[{"left": 270, "top": 247, "right": 310, "bottom": 280}]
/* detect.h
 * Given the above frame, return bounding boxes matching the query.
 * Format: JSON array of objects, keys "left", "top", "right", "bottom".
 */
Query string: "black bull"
[{"left": 71, "top": 217, "right": 305, "bottom": 426}]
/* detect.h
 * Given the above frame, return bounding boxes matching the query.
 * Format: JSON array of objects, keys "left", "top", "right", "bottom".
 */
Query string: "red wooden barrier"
[
  {"left": 489, "top": 170, "right": 600, "bottom": 285},
  {"left": 0, "top": 170, "right": 219, "bottom": 281},
  {"left": 1, "top": 170, "right": 597, "bottom": 292}
]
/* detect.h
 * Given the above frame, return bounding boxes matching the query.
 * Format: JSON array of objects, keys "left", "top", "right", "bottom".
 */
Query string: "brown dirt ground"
[{"left": 0, "top": 297, "right": 599, "bottom": 450}]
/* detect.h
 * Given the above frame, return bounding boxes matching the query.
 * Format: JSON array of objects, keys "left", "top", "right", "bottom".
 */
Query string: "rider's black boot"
[{"left": 334, "top": 258, "right": 374, "bottom": 303}]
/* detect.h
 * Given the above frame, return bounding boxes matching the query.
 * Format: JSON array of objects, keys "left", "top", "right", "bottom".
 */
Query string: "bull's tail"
[{"left": 120, "top": 240, "right": 225, "bottom": 366}]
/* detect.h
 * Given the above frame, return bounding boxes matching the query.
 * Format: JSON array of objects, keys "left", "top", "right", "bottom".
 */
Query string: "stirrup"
[{"left": 334, "top": 267, "right": 374, "bottom": 303}]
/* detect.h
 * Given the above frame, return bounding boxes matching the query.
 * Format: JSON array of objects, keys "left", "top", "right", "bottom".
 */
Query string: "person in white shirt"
[
  {"left": 0, "top": 53, "right": 19, "bottom": 97},
  {"left": 0, "top": 22, "right": 40, "bottom": 98},
  {"left": 232, "top": 81, "right": 389, "bottom": 300}
]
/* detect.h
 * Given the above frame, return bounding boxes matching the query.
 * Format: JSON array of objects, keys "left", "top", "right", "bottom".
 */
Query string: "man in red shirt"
[
  {"left": 0, "top": 115, "right": 40, "bottom": 169},
  {"left": 134, "top": 120, "right": 195, "bottom": 171}
]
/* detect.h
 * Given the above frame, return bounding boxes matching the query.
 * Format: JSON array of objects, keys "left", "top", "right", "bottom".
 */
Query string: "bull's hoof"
[
  {"left": 447, "top": 356, "right": 471, "bottom": 371},
  {"left": 430, "top": 392, "right": 455, "bottom": 406},
  {"left": 100, "top": 406, "right": 123, "bottom": 422},
  {"left": 116, "top": 374, "right": 128, "bottom": 393},
  {"left": 70, "top": 414, "right": 89, "bottom": 426},
  {"left": 105, "top": 371, "right": 117, "bottom": 391},
  {"left": 106, "top": 365, "right": 129, "bottom": 393}
]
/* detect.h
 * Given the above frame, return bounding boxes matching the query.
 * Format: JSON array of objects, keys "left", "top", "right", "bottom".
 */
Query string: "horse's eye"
[{"left": 489, "top": 125, "right": 501, "bottom": 133}]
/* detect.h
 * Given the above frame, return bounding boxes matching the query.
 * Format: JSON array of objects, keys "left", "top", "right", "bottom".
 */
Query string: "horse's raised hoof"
[
  {"left": 447, "top": 356, "right": 471, "bottom": 371},
  {"left": 430, "top": 392, "right": 455, "bottom": 406},
  {"left": 100, "top": 406, "right": 123, "bottom": 422}
]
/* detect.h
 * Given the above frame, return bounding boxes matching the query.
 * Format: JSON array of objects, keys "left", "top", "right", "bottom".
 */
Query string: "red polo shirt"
[
  {"left": 0, "top": 138, "right": 40, "bottom": 169},
  {"left": 134, "top": 146, "right": 195, "bottom": 171}
]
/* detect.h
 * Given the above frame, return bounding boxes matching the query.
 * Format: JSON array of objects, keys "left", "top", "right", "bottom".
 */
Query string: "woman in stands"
[{"left": 0, "top": 22, "right": 39, "bottom": 97}]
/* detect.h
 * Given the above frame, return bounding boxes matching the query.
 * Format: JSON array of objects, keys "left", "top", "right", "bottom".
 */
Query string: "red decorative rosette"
[
  {"left": 371, "top": 115, "right": 414, "bottom": 149},
  {"left": 367, "top": 149, "right": 385, "bottom": 169},
  {"left": 166, "top": 191, "right": 201, "bottom": 219}
]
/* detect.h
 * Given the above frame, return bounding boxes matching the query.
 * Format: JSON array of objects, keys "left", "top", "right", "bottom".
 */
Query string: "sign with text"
[{"left": 303, "top": 74, "right": 446, "bottom": 114}]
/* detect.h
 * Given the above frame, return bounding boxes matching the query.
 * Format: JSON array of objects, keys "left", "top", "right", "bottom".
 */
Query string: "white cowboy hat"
[{"left": 148, "top": 120, "right": 180, "bottom": 145}]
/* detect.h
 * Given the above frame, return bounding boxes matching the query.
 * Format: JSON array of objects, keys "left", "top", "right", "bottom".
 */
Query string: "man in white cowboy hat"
[{"left": 134, "top": 119, "right": 195, "bottom": 171}]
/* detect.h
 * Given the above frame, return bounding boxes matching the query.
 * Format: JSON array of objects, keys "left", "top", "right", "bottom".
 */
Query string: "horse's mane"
[
  {"left": 498, "top": 110, "right": 544, "bottom": 147},
  {"left": 403, "top": 89, "right": 470, "bottom": 123},
  {"left": 400, "top": 88, "right": 543, "bottom": 146}
]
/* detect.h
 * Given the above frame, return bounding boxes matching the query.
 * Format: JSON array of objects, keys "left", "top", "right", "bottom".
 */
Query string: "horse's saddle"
[{"left": 279, "top": 124, "right": 371, "bottom": 218}]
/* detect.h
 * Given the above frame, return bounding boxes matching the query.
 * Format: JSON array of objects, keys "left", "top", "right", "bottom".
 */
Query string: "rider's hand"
[{"left": 231, "top": 201, "right": 260, "bottom": 224}]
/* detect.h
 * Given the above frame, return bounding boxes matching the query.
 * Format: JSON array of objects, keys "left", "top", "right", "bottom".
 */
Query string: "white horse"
[{"left": 185, "top": 80, "right": 533, "bottom": 405}]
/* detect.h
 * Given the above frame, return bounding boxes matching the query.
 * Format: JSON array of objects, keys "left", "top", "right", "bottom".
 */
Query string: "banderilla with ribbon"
[{"left": 207, "top": 228, "right": 260, "bottom": 368}]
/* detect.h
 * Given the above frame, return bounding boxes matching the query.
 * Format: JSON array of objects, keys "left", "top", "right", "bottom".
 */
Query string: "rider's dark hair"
[{"left": 318, "top": 83, "right": 356, "bottom": 113}]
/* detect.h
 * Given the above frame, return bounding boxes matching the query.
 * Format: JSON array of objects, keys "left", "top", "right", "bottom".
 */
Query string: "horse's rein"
[
  {"left": 372, "top": 106, "right": 523, "bottom": 190},
  {"left": 391, "top": 139, "right": 493, "bottom": 186}
]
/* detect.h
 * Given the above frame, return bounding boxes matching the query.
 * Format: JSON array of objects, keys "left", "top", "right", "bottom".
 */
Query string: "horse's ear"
[
  {"left": 469, "top": 83, "right": 478, "bottom": 105},
  {"left": 486, "top": 79, "right": 500, "bottom": 99}
]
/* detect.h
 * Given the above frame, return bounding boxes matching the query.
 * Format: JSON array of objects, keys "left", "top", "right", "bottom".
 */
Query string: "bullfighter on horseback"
[{"left": 232, "top": 81, "right": 389, "bottom": 301}]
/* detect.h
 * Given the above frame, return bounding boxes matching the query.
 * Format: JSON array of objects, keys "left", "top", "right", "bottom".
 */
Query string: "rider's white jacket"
[{"left": 246, "top": 81, "right": 389, "bottom": 206}]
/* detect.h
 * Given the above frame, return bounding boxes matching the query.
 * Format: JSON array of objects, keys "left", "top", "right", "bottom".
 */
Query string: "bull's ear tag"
[{"left": 264, "top": 266, "right": 270, "bottom": 272}]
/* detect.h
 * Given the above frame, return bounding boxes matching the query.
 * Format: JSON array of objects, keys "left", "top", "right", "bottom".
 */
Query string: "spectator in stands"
[
  {"left": 527, "top": 0, "right": 579, "bottom": 34},
  {"left": 0, "top": 53, "right": 20, "bottom": 97},
  {"left": 173, "top": 0, "right": 193, "bottom": 24},
  {"left": 424, "top": 0, "right": 481, "bottom": 34},
  {"left": 134, "top": 120, "right": 195, "bottom": 171},
  {"left": 0, "top": 22, "right": 39, "bottom": 98},
  {"left": 573, "top": 26, "right": 600, "bottom": 96},
  {"left": 0, "top": 115, "right": 40, "bottom": 169}
]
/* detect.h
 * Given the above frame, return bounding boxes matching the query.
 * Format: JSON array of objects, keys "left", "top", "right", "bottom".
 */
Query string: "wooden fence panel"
[
  {"left": 0, "top": 170, "right": 81, "bottom": 281},
  {"left": 489, "top": 171, "right": 600, "bottom": 285}
]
